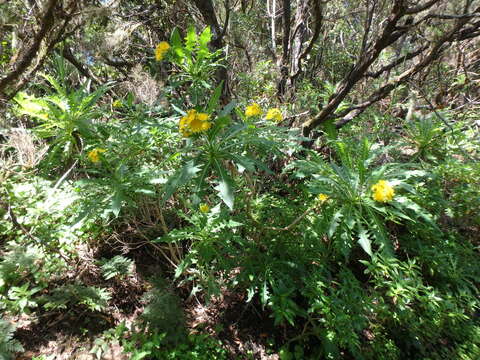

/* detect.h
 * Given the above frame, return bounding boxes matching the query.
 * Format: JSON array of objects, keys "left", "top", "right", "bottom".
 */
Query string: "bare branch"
[
  {"left": 61, "top": 47, "right": 101, "bottom": 84},
  {"left": 424, "top": 12, "right": 480, "bottom": 20},
  {"left": 366, "top": 44, "right": 429, "bottom": 78},
  {"left": 302, "top": 0, "right": 410, "bottom": 135},
  {"left": 334, "top": 6, "right": 480, "bottom": 129},
  {"left": 406, "top": 0, "right": 442, "bottom": 15}
]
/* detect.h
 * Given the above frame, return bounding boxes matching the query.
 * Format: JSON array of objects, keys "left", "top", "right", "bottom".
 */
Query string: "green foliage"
[
  {"left": 403, "top": 114, "right": 446, "bottom": 160},
  {"left": 168, "top": 26, "right": 225, "bottom": 106},
  {"left": 167, "top": 130, "right": 479, "bottom": 358},
  {"left": 13, "top": 71, "right": 108, "bottom": 167},
  {"left": 290, "top": 137, "right": 437, "bottom": 257},
  {"left": 2, "top": 12, "right": 479, "bottom": 360},
  {"left": 40, "top": 283, "right": 111, "bottom": 312},
  {"left": 139, "top": 281, "right": 185, "bottom": 341},
  {"left": 120, "top": 330, "right": 229, "bottom": 360},
  {"left": 0, "top": 318, "right": 23, "bottom": 360},
  {"left": 0, "top": 176, "right": 82, "bottom": 315},
  {"left": 163, "top": 87, "right": 298, "bottom": 210},
  {"left": 98, "top": 255, "right": 134, "bottom": 280}
]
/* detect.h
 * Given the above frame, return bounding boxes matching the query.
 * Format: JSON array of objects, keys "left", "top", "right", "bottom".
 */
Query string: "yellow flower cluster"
[
  {"left": 371, "top": 180, "right": 395, "bottom": 202},
  {"left": 317, "top": 193, "right": 329, "bottom": 203},
  {"left": 112, "top": 100, "right": 122, "bottom": 108},
  {"left": 265, "top": 108, "right": 283, "bottom": 122},
  {"left": 87, "top": 148, "right": 106, "bottom": 163},
  {"left": 179, "top": 109, "right": 212, "bottom": 137},
  {"left": 155, "top": 41, "right": 170, "bottom": 61},
  {"left": 199, "top": 204, "right": 210, "bottom": 213},
  {"left": 245, "top": 103, "right": 262, "bottom": 117}
]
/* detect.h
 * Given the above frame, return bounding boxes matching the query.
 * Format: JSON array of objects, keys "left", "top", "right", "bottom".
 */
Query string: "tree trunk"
[{"left": 191, "top": 0, "right": 231, "bottom": 101}]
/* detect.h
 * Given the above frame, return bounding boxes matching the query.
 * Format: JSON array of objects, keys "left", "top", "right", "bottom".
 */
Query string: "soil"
[{"left": 13, "top": 244, "right": 283, "bottom": 360}]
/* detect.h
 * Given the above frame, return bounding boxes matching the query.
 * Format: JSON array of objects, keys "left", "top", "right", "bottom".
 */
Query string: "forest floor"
[{"left": 11, "top": 244, "right": 282, "bottom": 360}]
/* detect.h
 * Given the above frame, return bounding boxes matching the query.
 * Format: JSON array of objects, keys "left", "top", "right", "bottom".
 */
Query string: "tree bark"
[
  {"left": 0, "top": 0, "right": 79, "bottom": 104},
  {"left": 191, "top": 0, "right": 231, "bottom": 101}
]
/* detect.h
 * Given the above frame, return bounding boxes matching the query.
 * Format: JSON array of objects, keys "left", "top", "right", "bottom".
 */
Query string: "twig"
[
  {"left": 264, "top": 203, "right": 320, "bottom": 232},
  {"left": 0, "top": 198, "right": 70, "bottom": 262}
]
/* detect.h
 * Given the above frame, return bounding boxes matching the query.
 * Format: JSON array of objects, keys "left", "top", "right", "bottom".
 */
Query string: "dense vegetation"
[{"left": 1, "top": 0, "right": 479, "bottom": 359}]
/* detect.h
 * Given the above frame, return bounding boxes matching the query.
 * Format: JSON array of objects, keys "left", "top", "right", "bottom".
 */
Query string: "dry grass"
[
  {"left": 0, "top": 125, "right": 47, "bottom": 170},
  {"left": 124, "top": 64, "right": 161, "bottom": 106}
]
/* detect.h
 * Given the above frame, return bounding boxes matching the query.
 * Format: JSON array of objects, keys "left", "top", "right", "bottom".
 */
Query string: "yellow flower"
[
  {"left": 245, "top": 103, "right": 262, "bottom": 117},
  {"left": 371, "top": 180, "right": 395, "bottom": 203},
  {"left": 196, "top": 113, "right": 209, "bottom": 122},
  {"left": 179, "top": 116, "right": 190, "bottom": 137},
  {"left": 199, "top": 204, "right": 210, "bottom": 213},
  {"left": 179, "top": 109, "right": 212, "bottom": 137},
  {"left": 155, "top": 41, "right": 170, "bottom": 61},
  {"left": 317, "top": 194, "right": 329, "bottom": 203},
  {"left": 112, "top": 100, "right": 122, "bottom": 108},
  {"left": 87, "top": 148, "right": 106, "bottom": 163},
  {"left": 265, "top": 108, "right": 283, "bottom": 122}
]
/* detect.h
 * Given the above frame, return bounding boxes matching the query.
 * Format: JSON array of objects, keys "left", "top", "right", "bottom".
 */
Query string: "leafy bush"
[
  {"left": 13, "top": 71, "right": 108, "bottom": 167},
  {"left": 290, "top": 137, "right": 437, "bottom": 257}
]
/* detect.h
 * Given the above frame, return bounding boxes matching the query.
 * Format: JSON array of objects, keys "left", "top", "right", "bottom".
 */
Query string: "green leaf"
[
  {"left": 323, "top": 118, "right": 338, "bottom": 140},
  {"left": 162, "top": 160, "right": 201, "bottom": 204},
  {"left": 199, "top": 26, "right": 212, "bottom": 49},
  {"left": 111, "top": 189, "right": 123, "bottom": 217},
  {"left": 207, "top": 82, "right": 223, "bottom": 113},
  {"left": 219, "top": 101, "right": 237, "bottom": 116},
  {"left": 171, "top": 103, "right": 186, "bottom": 116},
  {"left": 170, "top": 28, "right": 185, "bottom": 60},
  {"left": 358, "top": 226, "right": 372, "bottom": 256},
  {"left": 198, "top": 26, "right": 212, "bottom": 60},
  {"left": 185, "top": 25, "right": 197, "bottom": 52},
  {"left": 131, "top": 351, "right": 151, "bottom": 360},
  {"left": 328, "top": 209, "right": 343, "bottom": 238},
  {"left": 170, "top": 27, "right": 182, "bottom": 48},
  {"left": 230, "top": 154, "right": 256, "bottom": 172},
  {"left": 213, "top": 160, "right": 235, "bottom": 210},
  {"left": 259, "top": 283, "right": 270, "bottom": 308}
]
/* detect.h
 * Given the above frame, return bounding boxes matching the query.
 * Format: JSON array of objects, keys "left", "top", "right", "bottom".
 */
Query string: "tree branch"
[
  {"left": 302, "top": 0, "right": 409, "bottom": 135},
  {"left": 406, "top": 0, "right": 442, "bottom": 15},
  {"left": 0, "top": 0, "right": 58, "bottom": 98},
  {"left": 365, "top": 44, "right": 429, "bottom": 78},
  {"left": 334, "top": 6, "right": 480, "bottom": 129}
]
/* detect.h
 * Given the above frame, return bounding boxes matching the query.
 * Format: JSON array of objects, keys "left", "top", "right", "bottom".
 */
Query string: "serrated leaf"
[
  {"left": 199, "top": 26, "right": 212, "bottom": 48},
  {"left": 358, "top": 226, "right": 372, "bottom": 256},
  {"left": 170, "top": 27, "right": 182, "bottom": 48},
  {"left": 246, "top": 287, "right": 255, "bottom": 302},
  {"left": 230, "top": 154, "right": 256, "bottom": 172},
  {"left": 328, "top": 209, "right": 344, "bottom": 237},
  {"left": 260, "top": 280, "right": 270, "bottom": 305},
  {"left": 198, "top": 26, "right": 212, "bottom": 60},
  {"left": 185, "top": 25, "right": 197, "bottom": 51}
]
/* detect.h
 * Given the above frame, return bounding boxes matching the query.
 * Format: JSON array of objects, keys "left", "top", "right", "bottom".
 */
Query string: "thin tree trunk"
[{"left": 277, "top": 0, "right": 291, "bottom": 98}]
